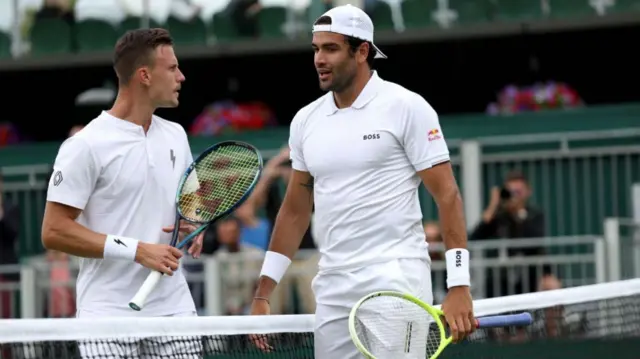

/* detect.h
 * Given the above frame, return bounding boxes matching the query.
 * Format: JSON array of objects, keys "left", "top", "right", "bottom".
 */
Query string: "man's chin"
[
  {"left": 158, "top": 101, "right": 179, "bottom": 108},
  {"left": 319, "top": 81, "right": 333, "bottom": 92}
]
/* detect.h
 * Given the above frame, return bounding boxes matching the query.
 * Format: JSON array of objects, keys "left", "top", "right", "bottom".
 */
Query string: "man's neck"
[
  {"left": 333, "top": 69, "right": 373, "bottom": 109},
  {"left": 107, "top": 89, "right": 155, "bottom": 133}
]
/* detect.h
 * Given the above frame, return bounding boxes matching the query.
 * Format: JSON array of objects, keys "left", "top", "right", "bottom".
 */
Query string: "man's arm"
[
  {"left": 400, "top": 94, "right": 470, "bottom": 289},
  {"left": 42, "top": 137, "right": 181, "bottom": 274},
  {"left": 253, "top": 169, "right": 314, "bottom": 299},
  {"left": 41, "top": 202, "right": 110, "bottom": 258},
  {"left": 418, "top": 163, "right": 469, "bottom": 261},
  {"left": 41, "top": 137, "right": 111, "bottom": 258}
]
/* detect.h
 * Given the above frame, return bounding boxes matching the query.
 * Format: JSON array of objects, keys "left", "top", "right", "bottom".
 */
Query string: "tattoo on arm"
[{"left": 300, "top": 177, "right": 314, "bottom": 203}]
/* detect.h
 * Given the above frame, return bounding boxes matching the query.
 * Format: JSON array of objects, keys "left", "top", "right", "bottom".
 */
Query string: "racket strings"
[
  {"left": 179, "top": 145, "right": 260, "bottom": 222},
  {"left": 354, "top": 296, "right": 441, "bottom": 359}
]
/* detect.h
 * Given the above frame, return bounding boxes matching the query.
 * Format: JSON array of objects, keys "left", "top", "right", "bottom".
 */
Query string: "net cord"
[{"left": 0, "top": 278, "right": 638, "bottom": 343}]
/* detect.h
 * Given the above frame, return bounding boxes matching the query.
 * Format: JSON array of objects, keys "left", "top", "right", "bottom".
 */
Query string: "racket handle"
[
  {"left": 129, "top": 271, "right": 163, "bottom": 311},
  {"left": 475, "top": 312, "right": 533, "bottom": 328}
]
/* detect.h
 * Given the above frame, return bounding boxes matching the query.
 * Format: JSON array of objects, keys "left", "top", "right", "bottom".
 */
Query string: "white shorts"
[
  {"left": 77, "top": 311, "right": 203, "bottom": 359},
  {"left": 312, "top": 258, "right": 433, "bottom": 359}
]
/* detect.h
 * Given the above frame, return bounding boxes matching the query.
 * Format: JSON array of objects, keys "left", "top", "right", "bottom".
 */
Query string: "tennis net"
[{"left": 1, "top": 278, "right": 639, "bottom": 359}]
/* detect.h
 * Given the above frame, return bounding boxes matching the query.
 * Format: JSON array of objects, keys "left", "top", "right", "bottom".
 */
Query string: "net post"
[
  {"left": 203, "top": 255, "right": 223, "bottom": 316},
  {"left": 19, "top": 265, "right": 36, "bottom": 318},
  {"left": 604, "top": 218, "right": 621, "bottom": 281}
]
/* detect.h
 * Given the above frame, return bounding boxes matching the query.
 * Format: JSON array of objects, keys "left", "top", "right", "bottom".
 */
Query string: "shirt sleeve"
[
  {"left": 46, "top": 137, "right": 99, "bottom": 210},
  {"left": 288, "top": 111, "right": 308, "bottom": 172},
  {"left": 402, "top": 94, "right": 450, "bottom": 172}
]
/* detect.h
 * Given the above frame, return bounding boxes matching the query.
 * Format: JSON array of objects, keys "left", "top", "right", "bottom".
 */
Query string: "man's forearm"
[
  {"left": 437, "top": 189, "right": 472, "bottom": 288},
  {"left": 438, "top": 189, "right": 468, "bottom": 250},
  {"left": 255, "top": 204, "right": 311, "bottom": 298},
  {"left": 42, "top": 218, "right": 109, "bottom": 258}
]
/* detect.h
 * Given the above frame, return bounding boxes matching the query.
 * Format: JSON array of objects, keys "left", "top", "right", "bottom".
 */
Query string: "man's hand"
[
  {"left": 441, "top": 286, "right": 475, "bottom": 343},
  {"left": 162, "top": 221, "right": 204, "bottom": 259},
  {"left": 135, "top": 242, "right": 183, "bottom": 275},
  {"left": 249, "top": 298, "right": 274, "bottom": 352}
]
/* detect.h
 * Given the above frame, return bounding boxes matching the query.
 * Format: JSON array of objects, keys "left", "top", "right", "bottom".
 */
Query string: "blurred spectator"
[
  {"left": 424, "top": 220, "right": 443, "bottom": 261},
  {"left": 471, "top": 171, "right": 545, "bottom": 250},
  {"left": 424, "top": 221, "right": 447, "bottom": 304},
  {"left": 225, "top": 0, "right": 261, "bottom": 37},
  {"left": 35, "top": 0, "right": 74, "bottom": 25},
  {"left": 0, "top": 172, "right": 20, "bottom": 319},
  {"left": 470, "top": 171, "right": 547, "bottom": 297},
  {"left": 539, "top": 275, "right": 564, "bottom": 338},
  {"left": 122, "top": 0, "right": 201, "bottom": 24},
  {"left": 486, "top": 82, "right": 584, "bottom": 115},
  {"left": 45, "top": 250, "right": 75, "bottom": 318},
  {"left": 74, "top": 0, "right": 127, "bottom": 25},
  {"left": 68, "top": 124, "right": 84, "bottom": 137},
  {"left": 216, "top": 216, "right": 264, "bottom": 315}
]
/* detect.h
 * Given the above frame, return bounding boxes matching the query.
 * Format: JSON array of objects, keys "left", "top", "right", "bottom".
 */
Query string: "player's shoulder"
[
  {"left": 380, "top": 79, "right": 439, "bottom": 122},
  {"left": 61, "top": 115, "right": 104, "bottom": 151},
  {"left": 383, "top": 79, "right": 434, "bottom": 110},
  {"left": 291, "top": 92, "right": 334, "bottom": 127},
  {"left": 151, "top": 115, "right": 188, "bottom": 139}
]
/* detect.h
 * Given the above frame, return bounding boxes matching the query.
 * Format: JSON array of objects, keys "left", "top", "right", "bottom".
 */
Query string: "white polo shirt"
[
  {"left": 289, "top": 71, "right": 450, "bottom": 272},
  {"left": 47, "top": 111, "right": 196, "bottom": 317}
]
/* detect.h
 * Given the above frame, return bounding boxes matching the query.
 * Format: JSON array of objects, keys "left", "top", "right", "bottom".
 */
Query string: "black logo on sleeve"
[
  {"left": 114, "top": 238, "right": 127, "bottom": 247},
  {"left": 170, "top": 149, "right": 176, "bottom": 169},
  {"left": 53, "top": 171, "right": 63, "bottom": 186},
  {"left": 363, "top": 133, "right": 380, "bottom": 140},
  {"left": 455, "top": 250, "right": 462, "bottom": 267}
]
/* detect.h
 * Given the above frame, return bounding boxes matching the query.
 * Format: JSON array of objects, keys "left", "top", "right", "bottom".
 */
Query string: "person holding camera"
[{"left": 470, "top": 171, "right": 547, "bottom": 297}]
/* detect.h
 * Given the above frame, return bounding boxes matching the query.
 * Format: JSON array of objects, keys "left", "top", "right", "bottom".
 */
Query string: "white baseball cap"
[{"left": 312, "top": 4, "right": 388, "bottom": 59}]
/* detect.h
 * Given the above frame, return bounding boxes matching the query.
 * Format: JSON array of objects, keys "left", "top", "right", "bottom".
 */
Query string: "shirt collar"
[{"left": 324, "top": 70, "right": 383, "bottom": 116}]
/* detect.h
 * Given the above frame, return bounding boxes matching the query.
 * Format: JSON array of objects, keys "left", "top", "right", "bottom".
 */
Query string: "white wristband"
[
  {"left": 104, "top": 235, "right": 139, "bottom": 261},
  {"left": 445, "top": 248, "right": 471, "bottom": 288},
  {"left": 259, "top": 251, "right": 292, "bottom": 284}
]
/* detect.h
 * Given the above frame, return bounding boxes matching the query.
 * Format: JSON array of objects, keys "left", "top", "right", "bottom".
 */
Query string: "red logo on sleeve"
[{"left": 428, "top": 129, "right": 442, "bottom": 142}]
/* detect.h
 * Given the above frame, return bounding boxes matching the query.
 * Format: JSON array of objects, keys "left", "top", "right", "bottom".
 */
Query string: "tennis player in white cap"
[{"left": 251, "top": 4, "right": 475, "bottom": 358}]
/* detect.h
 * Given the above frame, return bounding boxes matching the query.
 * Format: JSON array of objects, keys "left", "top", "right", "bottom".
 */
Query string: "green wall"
[{"left": 1, "top": 103, "right": 639, "bottom": 167}]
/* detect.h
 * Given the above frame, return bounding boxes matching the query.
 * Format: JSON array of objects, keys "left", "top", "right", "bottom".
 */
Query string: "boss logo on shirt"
[{"left": 362, "top": 133, "right": 380, "bottom": 140}]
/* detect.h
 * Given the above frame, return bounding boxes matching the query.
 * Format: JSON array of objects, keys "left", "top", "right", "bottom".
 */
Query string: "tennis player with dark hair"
[
  {"left": 42, "top": 28, "right": 204, "bottom": 358},
  {"left": 251, "top": 5, "right": 475, "bottom": 358}
]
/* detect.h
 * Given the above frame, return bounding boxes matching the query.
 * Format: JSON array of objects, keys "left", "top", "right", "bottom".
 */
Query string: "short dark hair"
[
  {"left": 314, "top": 16, "right": 376, "bottom": 68},
  {"left": 505, "top": 170, "right": 529, "bottom": 185},
  {"left": 113, "top": 28, "right": 174, "bottom": 84}
]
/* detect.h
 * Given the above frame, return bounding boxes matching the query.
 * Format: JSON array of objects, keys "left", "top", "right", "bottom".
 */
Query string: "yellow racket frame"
[{"left": 348, "top": 291, "right": 452, "bottom": 359}]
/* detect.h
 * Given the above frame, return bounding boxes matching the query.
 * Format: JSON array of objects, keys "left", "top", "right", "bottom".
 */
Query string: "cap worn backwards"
[{"left": 312, "top": 4, "right": 388, "bottom": 59}]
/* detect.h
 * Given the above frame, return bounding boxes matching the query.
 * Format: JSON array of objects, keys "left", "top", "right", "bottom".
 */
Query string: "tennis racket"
[
  {"left": 128, "top": 140, "right": 263, "bottom": 311},
  {"left": 349, "top": 291, "right": 533, "bottom": 359}
]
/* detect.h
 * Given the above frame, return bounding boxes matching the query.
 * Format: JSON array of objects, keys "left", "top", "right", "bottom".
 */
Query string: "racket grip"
[
  {"left": 129, "top": 271, "right": 163, "bottom": 311},
  {"left": 475, "top": 312, "right": 533, "bottom": 328}
]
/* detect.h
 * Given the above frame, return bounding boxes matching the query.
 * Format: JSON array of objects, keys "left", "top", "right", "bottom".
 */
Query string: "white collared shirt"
[
  {"left": 289, "top": 71, "right": 450, "bottom": 271},
  {"left": 47, "top": 111, "right": 196, "bottom": 317}
]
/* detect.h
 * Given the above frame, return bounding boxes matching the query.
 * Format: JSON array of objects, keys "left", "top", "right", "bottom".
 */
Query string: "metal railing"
[
  {"left": 1, "top": 234, "right": 620, "bottom": 319},
  {"left": 3, "top": 132, "right": 640, "bottom": 258}
]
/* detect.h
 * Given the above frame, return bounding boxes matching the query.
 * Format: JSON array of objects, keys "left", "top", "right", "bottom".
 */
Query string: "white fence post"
[
  {"left": 203, "top": 256, "right": 223, "bottom": 316},
  {"left": 460, "top": 140, "right": 484, "bottom": 297},
  {"left": 603, "top": 218, "right": 621, "bottom": 282},
  {"left": 632, "top": 184, "right": 640, "bottom": 278},
  {"left": 594, "top": 238, "right": 607, "bottom": 284}
]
